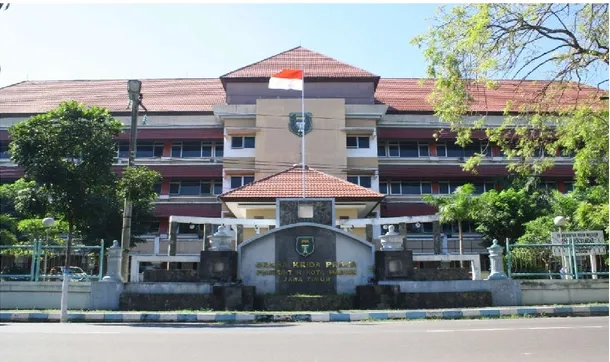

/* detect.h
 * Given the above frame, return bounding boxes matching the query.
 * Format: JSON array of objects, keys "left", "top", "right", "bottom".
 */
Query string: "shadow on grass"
[{"left": 93, "top": 322, "right": 297, "bottom": 329}]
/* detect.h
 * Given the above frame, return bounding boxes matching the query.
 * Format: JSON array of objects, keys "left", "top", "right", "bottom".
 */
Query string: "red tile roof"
[
  {"left": 219, "top": 165, "right": 385, "bottom": 201},
  {"left": 221, "top": 46, "right": 378, "bottom": 79},
  {"left": 0, "top": 78, "right": 225, "bottom": 114}
]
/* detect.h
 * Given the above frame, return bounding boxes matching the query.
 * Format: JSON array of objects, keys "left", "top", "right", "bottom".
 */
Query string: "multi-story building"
[{"left": 0, "top": 46, "right": 583, "bottom": 261}]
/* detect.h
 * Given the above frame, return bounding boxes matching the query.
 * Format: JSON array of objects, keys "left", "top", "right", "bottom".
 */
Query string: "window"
[
  {"left": 116, "top": 143, "right": 129, "bottom": 159},
  {"left": 147, "top": 221, "right": 161, "bottom": 234},
  {"left": 438, "top": 181, "right": 465, "bottom": 194},
  {"left": 437, "top": 142, "right": 490, "bottom": 158},
  {"left": 171, "top": 142, "right": 222, "bottom": 158},
  {"left": 347, "top": 176, "right": 372, "bottom": 188},
  {"left": 153, "top": 183, "right": 162, "bottom": 195},
  {"left": 169, "top": 180, "right": 223, "bottom": 196},
  {"left": 563, "top": 182, "right": 574, "bottom": 193},
  {"left": 408, "top": 222, "right": 434, "bottom": 234},
  {"left": 378, "top": 141, "right": 429, "bottom": 157},
  {"left": 230, "top": 176, "right": 254, "bottom": 189},
  {"left": 0, "top": 142, "right": 9, "bottom": 159},
  {"left": 537, "top": 181, "right": 557, "bottom": 191},
  {"left": 442, "top": 221, "right": 477, "bottom": 235},
  {"left": 178, "top": 223, "right": 199, "bottom": 234},
  {"left": 346, "top": 136, "right": 370, "bottom": 149},
  {"left": 379, "top": 181, "right": 432, "bottom": 195},
  {"left": 136, "top": 142, "right": 164, "bottom": 158},
  {"left": 472, "top": 181, "right": 496, "bottom": 194},
  {"left": 231, "top": 136, "right": 255, "bottom": 149}
]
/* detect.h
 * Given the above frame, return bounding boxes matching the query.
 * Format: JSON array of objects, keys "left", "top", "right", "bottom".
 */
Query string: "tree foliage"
[{"left": 423, "top": 183, "right": 478, "bottom": 256}]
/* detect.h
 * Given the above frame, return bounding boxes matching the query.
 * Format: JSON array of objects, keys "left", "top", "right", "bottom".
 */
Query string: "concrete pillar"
[
  {"left": 590, "top": 254, "right": 598, "bottom": 279},
  {"left": 102, "top": 240, "right": 124, "bottom": 283},
  {"left": 399, "top": 223, "right": 407, "bottom": 250},
  {"left": 486, "top": 239, "right": 507, "bottom": 280},
  {"left": 167, "top": 221, "right": 178, "bottom": 270},
  {"left": 365, "top": 224, "right": 373, "bottom": 244},
  {"left": 433, "top": 221, "right": 442, "bottom": 254},
  {"left": 236, "top": 225, "right": 243, "bottom": 248},
  {"left": 203, "top": 224, "right": 212, "bottom": 250},
  {"left": 153, "top": 236, "right": 160, "bottom": 256}
]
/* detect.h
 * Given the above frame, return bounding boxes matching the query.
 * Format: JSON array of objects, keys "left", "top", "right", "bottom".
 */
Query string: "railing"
[
  {"left": 506, "top": 241, "right": 609, "bottom": 279},
  {"left": 0, "top": 240, "right": 105, "bottom": 282}
]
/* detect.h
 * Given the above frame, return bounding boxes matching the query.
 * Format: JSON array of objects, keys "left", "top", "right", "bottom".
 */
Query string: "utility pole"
[{"left": 120, "top": 79, "right": 142, "bottom": 281}]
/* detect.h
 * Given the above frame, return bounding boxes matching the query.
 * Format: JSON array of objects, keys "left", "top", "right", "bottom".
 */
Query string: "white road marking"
[{"left": 426, "top": 325, "right": 605, "bottom": 333}]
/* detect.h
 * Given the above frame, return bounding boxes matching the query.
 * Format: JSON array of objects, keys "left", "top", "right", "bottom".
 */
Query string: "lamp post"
[
  {"left": 119, "top": 79, "right": 142, "bottom": 281},
  {"left": 554, "top": 216, "right": 569, "bottom": 279},
  {"left": 42, "top": 217, "right": 54, "bottom": 282}
]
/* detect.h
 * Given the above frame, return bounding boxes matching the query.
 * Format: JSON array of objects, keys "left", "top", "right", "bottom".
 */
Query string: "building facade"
[{"left": 0, "top": 47, "right": 580, "bottom": 260}]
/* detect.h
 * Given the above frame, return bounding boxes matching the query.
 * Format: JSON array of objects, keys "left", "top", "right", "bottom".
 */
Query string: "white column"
[{"left": 590, "top": 254, "right": 598, "bottom": 279}]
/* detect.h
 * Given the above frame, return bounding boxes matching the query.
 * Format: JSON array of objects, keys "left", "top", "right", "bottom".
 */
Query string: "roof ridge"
[
  {"left": 218, "top": 164, "right": 303, "bottom": 198},
  {"left": 219, "top": 46, "right": 303, "bottom": 79},
  {"left": 306, "top": 166, "right": 383, "bottom": 196}
]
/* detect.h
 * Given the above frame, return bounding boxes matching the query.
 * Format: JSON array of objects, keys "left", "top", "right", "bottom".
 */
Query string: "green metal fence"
[
  {"left": 506, "top": 241, "right": 609, "bottom": 279},
  {"left": 0, "top": 240, "right": 105, "bottom": 282}
]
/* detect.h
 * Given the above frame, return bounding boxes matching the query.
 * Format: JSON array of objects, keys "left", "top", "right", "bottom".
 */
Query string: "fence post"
[
  {"left": 570, "top": 237, "right": 579, "bottom": 280},
  {"left": 34, "top": 240, "right": 42, "bottom": 282},
  {"left": 29, "top": 241, "right": 37, "bottom": 282},
  {"left": 98, "top": 239, "right": 105, "bottom": 281},
  {"left": 505, "top": 238, "right": 511, "bottom": 279}
]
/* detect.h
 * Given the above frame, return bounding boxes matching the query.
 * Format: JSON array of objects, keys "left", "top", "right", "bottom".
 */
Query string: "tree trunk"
[
  {"left": 458, "top": 220, "right": 464, "bottom": 268},
  {"left": 60, "top": 216, "right": 73, "bottom": 323}
]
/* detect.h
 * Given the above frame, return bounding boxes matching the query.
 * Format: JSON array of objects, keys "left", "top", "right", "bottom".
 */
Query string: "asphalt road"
[{"left": 0, "top": 317, "right": 607, "bottom": 362}]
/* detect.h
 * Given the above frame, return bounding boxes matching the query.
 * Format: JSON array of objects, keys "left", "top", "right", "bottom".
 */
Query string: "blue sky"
[
  {"left": 0, "top": 3, "right": 606, "bottom": 89},
  {"left": 0, "top": 3, "right": 439, "bottom": 87}
]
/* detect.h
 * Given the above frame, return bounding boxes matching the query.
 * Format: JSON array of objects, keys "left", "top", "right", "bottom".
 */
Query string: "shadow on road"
[{"left": 93, "top": 323, "right": 297, "bottom": 329}]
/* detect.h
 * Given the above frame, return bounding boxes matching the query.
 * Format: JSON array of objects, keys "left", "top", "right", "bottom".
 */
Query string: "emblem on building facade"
[
  {"left": 288, "top": 112, "right": 313, "bottom": 137},
  {"left": 296, "top": 236, "right": 315, "bottom": 257}
]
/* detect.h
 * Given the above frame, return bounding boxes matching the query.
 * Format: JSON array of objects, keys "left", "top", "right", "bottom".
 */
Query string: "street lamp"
[
  {"left": 42, "top": 217, "right": 54, "bottom": 281},
  {"left": 120, "top": 80, "right": 143, "bottom": 281}
]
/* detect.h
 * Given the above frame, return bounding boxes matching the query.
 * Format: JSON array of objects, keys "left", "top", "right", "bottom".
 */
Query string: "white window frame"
[
  {"left": 169, "top": 180, "right": 223, "bottom": 196},
  {"left": 171, "top": 141, "right": 222, "bottom": 158},
  {"left": 230, "top": 175, "right": 255, "bottom": 189},
  {"left": 347, "top": 175, "right": 372, "bottom": 188},
  {"left": 346, "top": 136, "right": 370, "bottom": 149},
  {"left": 378, "top": 141, "right": 429, "bottom": 158},
  {"left": 380, "top": 181, "right": 432, "bottom": 195},
  {"left": 231, "top": 136, "right": 256, "bottom": 149}
]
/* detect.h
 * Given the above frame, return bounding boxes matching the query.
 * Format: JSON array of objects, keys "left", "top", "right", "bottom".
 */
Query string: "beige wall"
[
  {"left": 347, "top": 157, "right": 378, "bottom": 170},
  {"left": 223, "top": 157, "right": 255, "bottom": 170},
  {"left": 224, "top": 118, "right": 256, "bottom": 128},
  {"left": 255, "top": 99, "right": 347, "bottom": 179},
  {"left": 345, "top": 118, "right": 377, "bottom": 128}
]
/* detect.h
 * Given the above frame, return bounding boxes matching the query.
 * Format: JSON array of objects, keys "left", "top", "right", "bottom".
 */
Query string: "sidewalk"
[{"left": 1, "top": 304, "right": 607, "bottom": 323}]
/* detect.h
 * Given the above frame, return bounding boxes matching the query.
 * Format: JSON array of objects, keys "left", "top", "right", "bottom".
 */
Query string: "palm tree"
[{"left": 423, "top": 183, "right": 478, "bottom": 266}]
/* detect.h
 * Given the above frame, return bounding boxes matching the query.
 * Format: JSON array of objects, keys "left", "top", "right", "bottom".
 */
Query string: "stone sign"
[{"left": 239, "top": 223, "right": 373, "bottom": 295}]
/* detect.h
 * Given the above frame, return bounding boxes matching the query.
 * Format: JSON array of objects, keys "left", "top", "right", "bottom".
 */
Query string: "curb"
[{"left": 0, "top": 305, "right": 608, "bottom": 323}]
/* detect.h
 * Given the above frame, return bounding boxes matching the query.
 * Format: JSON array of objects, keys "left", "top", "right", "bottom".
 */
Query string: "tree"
[
  {"left": 411, "top": 4, "right": 608, "bottom": 183},
  {"left": 423, "top": 183, "right": 478, "bottom": 264},
  {"left": 473, "top": 187, "right": 552, "bottom": 246},
  {"left": 9, "top": 101, "right": 122, "bottom": 322}
]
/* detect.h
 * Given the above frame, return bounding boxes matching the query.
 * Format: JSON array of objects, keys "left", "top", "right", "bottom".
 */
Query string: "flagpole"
[{"left": 301, "top": 66, "right": 305, "bottom": 199}]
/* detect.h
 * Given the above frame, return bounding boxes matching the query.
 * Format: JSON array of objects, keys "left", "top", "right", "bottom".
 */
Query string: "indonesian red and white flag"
[{"left": 268, "top": 69, "right": 304, "bottom": 91}]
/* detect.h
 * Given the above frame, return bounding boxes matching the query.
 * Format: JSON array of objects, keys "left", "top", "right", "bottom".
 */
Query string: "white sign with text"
[{"left": 550, "top": 230, "right": 607, "bottom": 256}]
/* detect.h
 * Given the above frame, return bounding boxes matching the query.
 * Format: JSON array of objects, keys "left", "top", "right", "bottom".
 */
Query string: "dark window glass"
[
  {"left": 564, "top": 182, "right": 574, "bottom": 193},
  {"left": 450, "top": 181, "right": 464, "bottom": 193},
  {"left": 153, "top": 183, "right": 162, "bottom": 195},
  {"left": 118, "top": 143, "right": 129, "bottom": 158},
  {"left": 243, "top": 176, "right": 254, "bottom": 185},
  {"left": 436, "top": 143, "right": 447, "bottom": 157},
  {"left": 231, "top": 137, "right": 243, "bottom": 148},
  {"left": 377, "top": 143, "right": 386, "bottom": 157},
  {"left": 171, "top": 143, "right": 182, "bottom": 157},
  {"left": 148, "top": 221, "right": 160, "bottom": 234},
  {"left": 422, "top": 222, "right": 433, "bottom": 233},
  {"left": 0, "top": 142, "right": 9, "bottom": 159},
  {"left": 485, "top": 182, "right": 496, "bottom": 192},
  {"left": 180, "top": 181, "right": 200, "bottom": 196},
  {"left": 178, "top": 223, "right": 198, "bottom": 234},
  {"left": 169, "top": 183, "right": 180, "bottom": 195},
  {"left": 346, "top": 137, "right": 358, "bottom": 148},
  {"left": 439, "top": 182, "right": 449, "bottom": 194},
  {"left": 464, "top": 144, "right": 479, "bottom": 157},
  {"left": 390, "top": 182, "right": 401, "bottom": 194},
  {"left": 347, "top": 176, "right": 358, "bottom": 184},
  {"left": 230, "top": 177, "right": 242, "bottom": 188},
  {"left": 446, "top": 143, "right": 463, "bottom": 157},
  {"left": 419, "top": 144, "right": 429, "bottom": 157},
  {"left": 359, "top": 176, "right": 371, "bottom": 188},
  {"left": 215, "top": 144, "right": 224, "bottom": 158},
  {"left": 421, "top": 182, "right": 432, "bottom": 194},
  {"left": 213, "top": 182, "right": 223, "bottom": 195},
  {"left": 201, "top": 143, "right": 212, "bottom": 157},
  {"left": 401, "top": 182, "right": 421, "bottom": 194},
  {"left": 399, "top": 142, "right": 419, "bottom": 157},
  {"left": 136, "top": 142, "right": 154, "bottom": 158},
  {"left": 154, "top": 143, "right": 163, "bottom": 157},
  {"left": 473, "top": 183, "right": 485, "bottom": 194},
  {"left": 244, "top": 137, "right": 255, "bottom": 148},
  {"left": 182, "top": 142, "right": 201, "bottom": 158},
  {"left": 358, "top": 137, "right": 369, "bottom": 148},
  {"left": 388, "top": 143, "right": 400, "bottom": 157},
  {"left": 200, "top": 183, "right": 212, "bottom": 195},
  {"left": 379, "top": 182, "right": 388, "bottom": 194},
  {"left": 442, "top": 223, "right": 453, "bottom": 235}
]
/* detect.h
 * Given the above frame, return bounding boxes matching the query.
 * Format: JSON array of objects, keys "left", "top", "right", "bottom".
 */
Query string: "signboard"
[{"left": 550, "top": 230, "right": 607, "bottom": 256}]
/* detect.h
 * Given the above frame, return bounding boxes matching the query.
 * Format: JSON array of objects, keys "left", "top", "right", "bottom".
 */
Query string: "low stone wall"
[
  {"left": 0, "top": 282, "right": 92, "bottom": 310},
  {"left": 142, "top": 270, "right": 199, "bottom": 282},
  {"left": 410, "top": 268, "right": 471, "bottom": 281},
  {"left": 356, "top": 285, "right": 492, "bottom": 310},
  {"left": 520, "top": 279, "right": 609, "bottom": 306},
  {"left": 124, "top": 282, "right": 213, "bottom": 295},
  {"left": 255, "top": 295, "right": 355, "bottom": 311},
  {"left": 120, "top": 293, "right": 213, "bottom": 311},
  {"left": 379, "top": 280, "right": 522, "bottom": 306}
]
